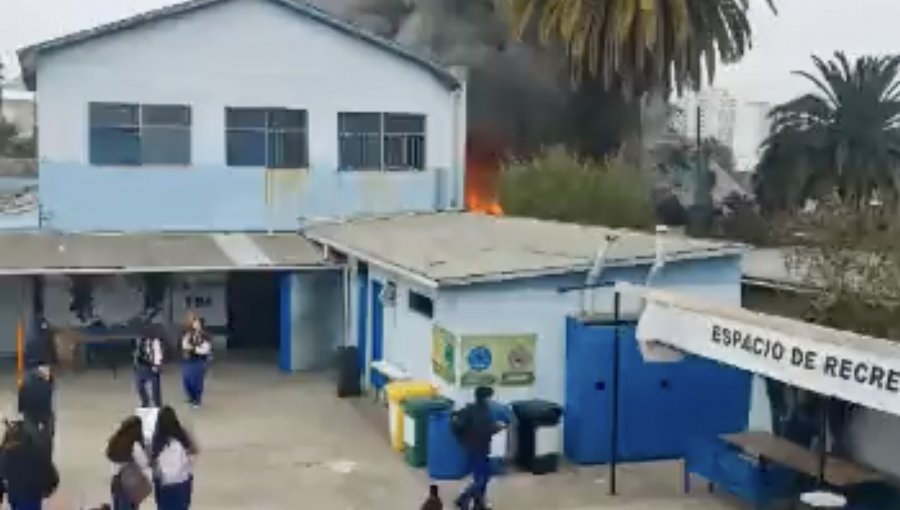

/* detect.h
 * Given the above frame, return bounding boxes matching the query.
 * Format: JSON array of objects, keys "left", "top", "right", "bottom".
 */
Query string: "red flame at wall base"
[{"left": 465, "top": 130, "right": 505, "bottom": 216}]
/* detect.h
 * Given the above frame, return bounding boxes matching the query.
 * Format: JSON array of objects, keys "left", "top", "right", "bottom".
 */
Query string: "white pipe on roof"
[{"left": 583, "top": 233, "right": 618, "bottom": 314}]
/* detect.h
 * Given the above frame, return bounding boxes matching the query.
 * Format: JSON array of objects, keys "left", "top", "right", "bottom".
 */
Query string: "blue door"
[
  {"left": 564, "top": 318, "right": 616, "bottom": 464},
  {"left": 356, "top": 263, "right": 369, "bottom": 384},
  {"left": 617, "top": 324, "right": 685, "bottom": 461},
  {"left": 370, "top": 280, "right": 385, "bottom": 389}
]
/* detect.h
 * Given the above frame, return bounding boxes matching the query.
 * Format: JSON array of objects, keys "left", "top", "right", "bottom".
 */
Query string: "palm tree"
[
  {"left": 504, "top": 0, "right": 776, "bottom": 96},
  {"left": 756, "top": 52, "right": 900, "bottom": 211}
]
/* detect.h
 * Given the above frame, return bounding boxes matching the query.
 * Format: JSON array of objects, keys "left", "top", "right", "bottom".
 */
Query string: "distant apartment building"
[{"left": 670, "top": 88, "right": 772, "bottom": 173}]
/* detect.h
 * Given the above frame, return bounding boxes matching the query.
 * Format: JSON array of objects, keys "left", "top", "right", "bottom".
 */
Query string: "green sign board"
[
  {"left": 431, "top": 325, "right": 457, "bottom": 384},
  {"left": 460, "top": 334, "right": 536, "bottom": 387}
]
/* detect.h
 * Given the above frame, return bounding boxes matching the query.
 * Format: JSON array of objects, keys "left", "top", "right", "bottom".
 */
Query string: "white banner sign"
[{"left": 637, "top": 301, "right": 900, "bottom": 417}]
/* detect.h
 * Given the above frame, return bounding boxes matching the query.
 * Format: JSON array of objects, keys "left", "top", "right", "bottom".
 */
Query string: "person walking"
[
  {"left": 134, "top": 330, "right": 164, "bottom": 408},
  {"left": 150, "top": 406, "right": 197, "bottom": 510},
  {"left": 0, "top": 419, "right": 59, "bottom": 510},
  {"left": 181, "top": 317, "right": 211, "bottom": 409},
  {"left": 106, "top": 416, "right": 152, "bottom": 510},
  {"left": 452, "top": 387, "right": 504, "bottom": 510},
  {"left": 17, "top": 364, "right": 55, "bottom": 450}
]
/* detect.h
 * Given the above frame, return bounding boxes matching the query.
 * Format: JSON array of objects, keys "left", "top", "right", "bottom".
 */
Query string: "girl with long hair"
[
  {"left": 150, "top": 406, "right": 197, "bottom": 510},
  {"left": 106, "top": 416, "right": 150, "bottom": 510}
]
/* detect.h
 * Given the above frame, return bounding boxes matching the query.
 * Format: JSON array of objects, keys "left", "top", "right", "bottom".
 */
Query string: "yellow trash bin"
[{"left": 386, "top": 381, "right": 436, "bottom": 451}]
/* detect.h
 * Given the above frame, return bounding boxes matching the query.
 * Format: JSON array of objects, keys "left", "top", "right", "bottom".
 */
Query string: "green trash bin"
[{"left": 403, "top": 396, "right": 454, "bottom": 467}]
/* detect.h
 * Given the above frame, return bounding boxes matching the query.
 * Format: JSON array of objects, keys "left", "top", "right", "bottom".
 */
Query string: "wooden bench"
[
  {"left": 685, "top": 432, "right": 884, "bottom": 509},
  {"left": 721, "top": 431, "right": 883, "bottom": 488}
]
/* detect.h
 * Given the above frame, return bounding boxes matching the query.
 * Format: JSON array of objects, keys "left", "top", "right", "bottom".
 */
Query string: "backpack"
[{"left": 450, "top": 406, "right": 472, "bottom": 441}]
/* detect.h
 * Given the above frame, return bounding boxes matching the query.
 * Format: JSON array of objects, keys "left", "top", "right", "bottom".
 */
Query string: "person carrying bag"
[{"left": 106, "top": 416, "right": 152, "bottom": 510}]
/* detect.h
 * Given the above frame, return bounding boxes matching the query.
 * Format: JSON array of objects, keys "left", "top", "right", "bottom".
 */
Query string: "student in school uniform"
[
  {"left": 150, "top": 406, "right": 197, "bottom": 510},
  {"left": 180, "top": 317, "right": 212, "bottom": 409},
  {"left": 106, "top": 416, "right": 151, "bottom": 510},
  {"left": 134, "top": 330, "right": 164, "bottom": 408}
]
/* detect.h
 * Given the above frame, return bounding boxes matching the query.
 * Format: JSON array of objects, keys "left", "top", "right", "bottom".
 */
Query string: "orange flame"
[{"left": 465, "top": 131, "right": 505, "bottom": 215}]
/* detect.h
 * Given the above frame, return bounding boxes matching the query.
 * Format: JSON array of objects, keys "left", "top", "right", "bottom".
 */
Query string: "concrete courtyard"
[{"left": 1, "top": 360, "right": 743, "bottom": 510}]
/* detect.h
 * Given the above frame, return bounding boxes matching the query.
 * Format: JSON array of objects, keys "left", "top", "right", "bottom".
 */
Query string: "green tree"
[
  {"left": 504, "top": 0, "right": 776, "bottom": 95},
  {"left": 756, "top": 52, "right": 900, "bottom": 212},
  {"left": 499, "top": 146, "right": 655, "bottom": 229},
  {"left": 0, "top": 120, "right": 35, "bottom": 158}
]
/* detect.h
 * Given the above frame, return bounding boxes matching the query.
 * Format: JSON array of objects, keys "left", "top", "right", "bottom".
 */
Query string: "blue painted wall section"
[
  {"left": 356, "top": 263, "right": 369, "bottom": 385},
  {"left": 278, "top": 271, "right": 292, "bottom": 373},
  {"left": 39, "top": 163, "right": 450, "bottom": 232},
  {"left": 370, "top": 279, "right": 385, "bottom": 389}
]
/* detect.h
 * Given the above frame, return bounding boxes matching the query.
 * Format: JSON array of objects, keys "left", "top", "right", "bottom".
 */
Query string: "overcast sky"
[{"left": 3, "top": 0, "right": 900, "bottom": 104}]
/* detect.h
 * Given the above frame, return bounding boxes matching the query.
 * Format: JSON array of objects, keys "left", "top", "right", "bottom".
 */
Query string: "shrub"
[{"left": 498, "top": 146, "right": 655, "bottom": 229}]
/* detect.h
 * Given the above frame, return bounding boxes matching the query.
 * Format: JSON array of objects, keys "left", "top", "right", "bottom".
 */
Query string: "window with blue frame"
[
  {"left": 338, "top": 112, "right": 425, "bottom": 171},
  {"left": 89, "top": 103, "right": 191, "bottom": 165},
  {"left": 225, "top": 108, "right": 308, "bottom": 168}
]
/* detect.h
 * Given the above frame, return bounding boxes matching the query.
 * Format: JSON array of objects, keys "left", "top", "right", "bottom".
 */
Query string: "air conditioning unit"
[{"left": 379, "top": 281, "right": 397, "bottom": 306}]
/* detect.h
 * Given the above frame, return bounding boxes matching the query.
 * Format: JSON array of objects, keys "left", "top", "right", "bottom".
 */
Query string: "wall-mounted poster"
[
  {"left": 432, "top": 325, "right": 457, "bottom": 384},
  {"left": 460, "top": 334, "right": 536, "bottom": 387}
]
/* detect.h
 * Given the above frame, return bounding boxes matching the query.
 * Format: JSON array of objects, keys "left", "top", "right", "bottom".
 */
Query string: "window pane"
[
  {"left": 90, "top": 103, "right": 138, "bottom": 127},
  {"left": 384, "top": 134, "right": 425, "bottom": 170},
  {"left": 268, "top": 130, "right": 307, "bottom": 168},
  {"left": 90, "top": 127, "right": 140, "bottom": 165},
  {"left": 226, "top": 108, "right": 267, "bottom": 129},
  {"left": 339, "top": 112, "right": 381, "bottom": 134},
  {"left": 142, "top": 127, "right": 191, "bottom": 165},
  {"left": 143, "top": 105, "right": 191, "bottom": 126},
  {"left": 384, "top": 113, "right": 424, "bottom": 134},
  {"left": 269, "top": 109, "right": 306, "bottom": 129},
  {"left": 226, "top": 130, "right": 266, "bottom": 166},
  {"left": 339, "top": 133, "right": 381, "bottom": 169}
]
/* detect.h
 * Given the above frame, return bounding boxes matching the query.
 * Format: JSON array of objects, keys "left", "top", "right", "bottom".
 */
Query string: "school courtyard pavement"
[{"left": 0, "top": 359, "right": 743, "bottom": 510}]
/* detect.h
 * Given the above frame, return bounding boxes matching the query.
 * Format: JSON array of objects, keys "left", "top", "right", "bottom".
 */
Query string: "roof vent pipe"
[
  {"left": 638, "top": 224, "right": 684, "bottom": 362},
  {"left": 649, "top": 225, "right": 669, "bottom": 284},
  {"left": 582, "top": 233, "right": 618, "bottom": 315}
]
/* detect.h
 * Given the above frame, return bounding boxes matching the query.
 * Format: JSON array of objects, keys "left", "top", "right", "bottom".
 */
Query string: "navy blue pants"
[
  {"left": 112, "top": 472, "right": 137, "bottom": 510},
  {"left": 154, "top": 477, "right": 192, "bottom": 510},
  {"left": 135, "top": 365, "right": 162, "bottom": 408},
  {"left": 8, "top": 495, "right": 42, "bottom": 510},
  {"left": 457, "top": 454, "right": 492, "bottom": 509},
  {"left": 182, "top": 360, "right": 206, "bottom": 406}
]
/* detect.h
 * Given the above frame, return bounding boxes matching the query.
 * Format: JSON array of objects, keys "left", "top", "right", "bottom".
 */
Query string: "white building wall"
[
  {"left": 847, "top": 409, "right": 900, "bottom": 478},
  {"left": 367, "top": 266, "right": 436, "bottom": 388},
  {"left": 43, "top": 273, "right": 227, "bottom": 345},
  {"left": 36, "top": 0, "right": 457, "bottom": 171}
]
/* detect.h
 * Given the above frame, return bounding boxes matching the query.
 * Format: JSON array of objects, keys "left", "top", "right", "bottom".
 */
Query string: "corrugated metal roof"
[
  {"left": 742, "top": 248, "right": 815, "bottom": 290},
  {"left": 306, "top": 212, "right": 746, "bottom": 287},
  {"left": 0, "top": 232, "right": 327, "bottom": 274},
  {"left": 17, "top": 0, "right": 460, "bottom": 91}
]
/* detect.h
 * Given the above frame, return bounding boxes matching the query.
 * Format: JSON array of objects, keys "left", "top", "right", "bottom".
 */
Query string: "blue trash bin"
[{"left": 427, "top": 410, "right": 468, "bottom": 480}]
